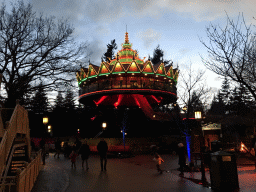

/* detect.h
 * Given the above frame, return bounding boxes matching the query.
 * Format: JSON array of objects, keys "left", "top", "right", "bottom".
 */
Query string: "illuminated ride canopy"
[{"left": 76, "top": 32, "right": 179, "bottom": 121}]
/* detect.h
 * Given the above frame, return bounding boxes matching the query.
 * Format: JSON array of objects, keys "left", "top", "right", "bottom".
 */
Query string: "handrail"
[
  {"left": 17, "top": 150, "right": 42, "bottom": 192},
  {"left": 0, "top": 143, "right": 27, "bottom": 190},
  {"left": 0, "top": 104, "right": 31, "bottom": 177}
]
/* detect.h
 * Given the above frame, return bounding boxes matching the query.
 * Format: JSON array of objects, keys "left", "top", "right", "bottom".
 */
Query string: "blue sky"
[{"left": 2, "top": 0, "right": 256, "bottom": 106}]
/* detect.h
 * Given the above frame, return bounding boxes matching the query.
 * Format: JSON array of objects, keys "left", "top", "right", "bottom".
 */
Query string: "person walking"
[
  {"left": 69, "top": 150, "right": 78, "bottom": 168},
  {"left": 177, "top": 143, "right": 186, "bottom": 176},
  {"left": 153, "top": 153, "right": 164, "bottom": 174},
  {"left": 97, "top": 138, "right": 108, "bottom": 171},
  {"left": 79, "top": 140, "right": 90, "bottom": 170},
  {"left": 39, "top": 138, "right": 46, "bottom": 165},
  {"left": 54, "top": 138, "right": 61, "bottom": 158}
]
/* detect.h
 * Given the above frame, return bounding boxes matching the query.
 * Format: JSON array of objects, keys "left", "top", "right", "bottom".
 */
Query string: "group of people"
[{"left": 60, "top": 138, "right": 108, "bottom": 171}]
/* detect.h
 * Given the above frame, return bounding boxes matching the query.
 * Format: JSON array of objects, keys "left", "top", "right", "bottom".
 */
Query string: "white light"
[
  {"left": 77, "top": 129, "right": 80, "bottom": 132},
  {"left": 102, "top": 122, "right": 107, "bottom": 129},
  {"left": 121, "top": 130, "right": 123, "bottom": 133},
  {"left": 132, "top": 73, "right": 134, "bottom": 75},
  {"left": 125, "top": 133, "right": 127, "bottom": 135},
  {"left": 47, "top": 125, "right": 51, "bottom": 130},
  {"left": 195, "top": 111, "right": 202, "bottom": 119},
  {"left": 153, "top": 115, "right": 155, "bottom": 118}
]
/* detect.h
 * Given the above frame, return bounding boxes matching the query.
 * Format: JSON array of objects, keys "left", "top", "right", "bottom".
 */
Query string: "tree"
[
  {"left": 30, "top": 83, "right": 48, "bottom": 114},
  {"left": 151, "top": 45, "right": 172, "bottom": 66},
  {"left": 0, "top": 1, "right": 89, "bottom": 107},
  {"left": 63, "top": 89, "right": 76, "bottom": 113},
  {"left": 101, "top": 39, "right": 117, "bottom": 62},
  {"left": 53, "top": 91, "right": 65, "bottom": 113},
  {"left": 178, "top": 62, "right": 211, "bottom": 119},
  {"left": 200, "top": 13, "right": 256, "bottom": 100},
  {"left": 228, "top": 83, "right": 254, "bottom": 116},
  {"left": 208, "top": 91, "right": 225, "bottom": 116}
]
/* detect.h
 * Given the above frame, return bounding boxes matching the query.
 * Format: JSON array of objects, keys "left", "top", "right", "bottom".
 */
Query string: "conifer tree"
[
  {"left": 102, "top": 39, "right": 117, "bottom": 62},
  {"left": 151, "top": 45, "right": 172, "bottom": 66},
  {"left": 53, "top": 91, "right": 65, "bottom": 113},
  {"left": 30, "top": 83, "right": 48, "bottom": 114},
  {"left": 64, "top": 89, "right": 76, "bottom": 113}
]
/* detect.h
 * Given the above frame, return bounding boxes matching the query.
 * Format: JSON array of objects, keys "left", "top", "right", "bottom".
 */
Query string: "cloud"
[
  {"left": 86, "top": 38, "right": 106, "bottom": 65},
  {"left": 179, "top": 48, "right": 190, "bottom": 55},
  {"left": 136, "top": 28, "right": 162, "bottom": 49}
]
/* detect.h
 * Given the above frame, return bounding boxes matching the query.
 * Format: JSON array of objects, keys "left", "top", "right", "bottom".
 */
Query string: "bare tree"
[
  {"left": 199, "top": 13, "right": 256, "bottom": 100},
  {"left": 0, "top": 1, "right": 89, "bottom": 107},
  {"left": 178, "top": 62, "right": 211, "bottom": 119}
]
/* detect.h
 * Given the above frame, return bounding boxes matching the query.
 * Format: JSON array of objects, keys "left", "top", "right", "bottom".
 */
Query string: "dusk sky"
[{"left": 3, "top": 0, "right": 256, "bottom": 106}]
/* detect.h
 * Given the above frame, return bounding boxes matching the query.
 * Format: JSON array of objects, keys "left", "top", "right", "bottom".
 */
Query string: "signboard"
[{"left": 222, "top": 156, "right": 231, "bottom": 161}]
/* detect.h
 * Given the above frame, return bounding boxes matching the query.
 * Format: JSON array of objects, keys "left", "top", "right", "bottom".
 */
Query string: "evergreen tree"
[
  {"left": 229, "top": 83, "right": 254, "bottom": 116},
  {"left": 208, "top": 91, "right": 225, "bottom": 115},
  {"left": 30, "top": 83, "right": 48, "bottom": 114},
  {"left": 64, "top": 90, "right": 76, "bottom": 113},
  {"left": 219, "top": 76, "right": 230, "bottom": 105},
  {"left": 151, "top": 45, "right": 172, "bottom": 66},
  {"left": 53, "top": 91, "right": 65, "bottom": 113},
  {"left": 102, "top": 39, "right": 117, "bottom": 62}
]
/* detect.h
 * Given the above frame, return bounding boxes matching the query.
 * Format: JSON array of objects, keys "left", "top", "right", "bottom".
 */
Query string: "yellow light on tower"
[
  {"left": 195, "top": 111, "right": 202, "bottom": 119},
  {"left": 43, "top": 117, "right": 48, "bottom": 124}
]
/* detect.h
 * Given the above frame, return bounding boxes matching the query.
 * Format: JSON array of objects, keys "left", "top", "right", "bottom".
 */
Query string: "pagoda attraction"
[{"left": 76, "top": 32, "right": 179, "bottom": 121}]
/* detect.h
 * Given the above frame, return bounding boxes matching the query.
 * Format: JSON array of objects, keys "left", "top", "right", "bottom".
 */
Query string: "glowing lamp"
[
  {"left": 47, "top": 125, "right": 51, "bottom": 130},
  {"left": 195, "top": 111, "right": 202, "bottom": 119},
  {"left": 102, "top": 122, "right": 107, "bottom": 129},
  {"left": 125, "top": 133, "right": 127, "bottom": 135},
  {"left": 43, "top": 117, "right": 48, "bottom": 124}
]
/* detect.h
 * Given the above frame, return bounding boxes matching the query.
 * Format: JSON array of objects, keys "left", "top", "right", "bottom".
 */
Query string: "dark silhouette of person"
[
  {"left": 97, "top": 138, "right": 108, "bottom": 171},
  {"left": 54, "top": 138, "right": 61, "bottom": 158},
  {"left": 79, "top": 140, "right": 90, "bottom": 170},
  {"left": 75, "top": 138, "right": 82, "bottom": 153},
  {"left": 177, "top": 143, "right": 186, "bottom": 176},
  {"left": 40, "top": 138, "right": 46, "bottom": 165}
]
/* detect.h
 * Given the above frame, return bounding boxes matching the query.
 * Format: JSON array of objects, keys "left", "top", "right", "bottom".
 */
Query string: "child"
[
  {"left": 69, "top": 150, "right": 78, "bottom": 168},
  {"left": 153, "top": 153, "right": 164, "bottom": 174}
]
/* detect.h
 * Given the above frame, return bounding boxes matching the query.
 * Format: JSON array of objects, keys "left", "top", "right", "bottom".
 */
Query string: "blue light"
[{"left": 185, "top": 134, "right": 191, "bottom": 162}]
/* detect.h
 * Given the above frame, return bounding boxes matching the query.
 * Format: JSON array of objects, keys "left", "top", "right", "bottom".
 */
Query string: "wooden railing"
[
  {"left": 16, "top": 150, "right": 42, "bottom": 192},
  {"left": 0, "top": 150, "right": 42, "bottom": 192},
  {"left": 0, "top": 104, "right": 31, "bottom": 178}
]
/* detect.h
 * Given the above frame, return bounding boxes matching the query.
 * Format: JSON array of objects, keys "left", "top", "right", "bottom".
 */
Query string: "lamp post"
[
  {"left": 195, "top": 111, "right": 207, "bottom": 184},
  {"left": 43, "top": 117, "right": 48, "bottom": 136},
  {"left": 48, "top": 125, "right": 52, "bottom": 137},
  {"left": 102, "top": 122, "right": 107, "bottom": 130}
]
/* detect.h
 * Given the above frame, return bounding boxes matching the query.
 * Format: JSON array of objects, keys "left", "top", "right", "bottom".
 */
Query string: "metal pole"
[{"left": 201, "top": 123, "right": 207, "bottom": 183}]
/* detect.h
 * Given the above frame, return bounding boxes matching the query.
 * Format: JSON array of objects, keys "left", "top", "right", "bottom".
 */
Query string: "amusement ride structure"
[{"left": 76, "top": 32, "right": 179, "bottom": 123}]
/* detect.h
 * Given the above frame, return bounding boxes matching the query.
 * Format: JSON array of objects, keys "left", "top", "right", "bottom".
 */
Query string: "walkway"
[{"left": 32, "top": 153, "right": 211, "bottom": 192}]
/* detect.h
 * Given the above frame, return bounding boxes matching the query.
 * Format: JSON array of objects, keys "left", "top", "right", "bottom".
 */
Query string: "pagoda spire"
[{"left": 122, "top": 28, "right": 132, "bottom": 49}]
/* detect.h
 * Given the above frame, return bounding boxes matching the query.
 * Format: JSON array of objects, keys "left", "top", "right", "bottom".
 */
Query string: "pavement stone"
[
  {"left": 31, "top": 154, "right": 69, "bottom": 192},
  {"left": 31, "top": 152, "right": 256, "bottom": 192}
]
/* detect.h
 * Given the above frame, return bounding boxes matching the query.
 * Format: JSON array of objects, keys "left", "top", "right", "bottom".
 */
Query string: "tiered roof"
[{"left": 76, "top": 32, "right": 179, "bottom": 84}]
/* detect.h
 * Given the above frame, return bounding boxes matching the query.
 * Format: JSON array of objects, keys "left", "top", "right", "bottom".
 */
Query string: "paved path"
[
  {"left": 32, "top": 153, "right": 211, "bottom": 192},
  {"left": 31, "top": 153, "right": 256, "bottom": 192}
]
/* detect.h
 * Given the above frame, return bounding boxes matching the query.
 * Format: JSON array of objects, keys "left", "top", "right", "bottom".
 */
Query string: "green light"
[
  {"left": 88, "top": 75, "right": 97, "bottom": 79},
  {"left": 127, "top": 72, "right": 141, "bottom": 73},
  {"left": 99, "top": 73, "right": 111, "bottom": 76},
  {"left": 112, "top": 72, "right": 126, "bottom": 74}
]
